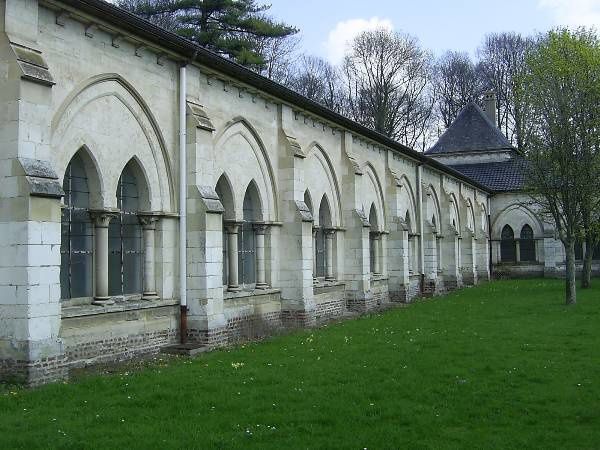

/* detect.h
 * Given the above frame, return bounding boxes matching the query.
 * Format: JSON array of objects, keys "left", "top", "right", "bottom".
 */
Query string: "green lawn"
[{"left": 2, "top": 279, "right": 600, "bottom": 449}]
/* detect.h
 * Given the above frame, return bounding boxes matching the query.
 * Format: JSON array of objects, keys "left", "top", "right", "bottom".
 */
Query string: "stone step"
[{"left": 161, "top": 343, "right": 210, "bottom": 357}]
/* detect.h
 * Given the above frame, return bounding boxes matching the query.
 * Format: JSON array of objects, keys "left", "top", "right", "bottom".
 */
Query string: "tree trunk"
[
  {"left": 581, "top": 236, "right": 593, "bottom": 289},
  {"left": 565, "top": 239, "right": 577, "bottom": 305}
]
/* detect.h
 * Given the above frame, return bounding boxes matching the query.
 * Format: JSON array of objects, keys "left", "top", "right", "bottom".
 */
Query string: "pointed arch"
[
  {"left": 425, "top": 184, "right": 442, "bottom": 234},
  {"left": 492, "top": 203, "right": 544, "bottom": 240},
  {"left": 214, "top": 117, "right": 278, "bottom": 221},
  {"left": 305, "top": 142, "right": 343, "bottom": 226},
  {"left": 501, "top": 224, "right": 517, "bottom": 262},
  {"left": 318, "top": 194, "right": 332, "bottom": 228},
  {"left": 362, "top": 163, "right": 386, "bottom": 230},
  {"left": 118, "top": 157, "right": 151, "bottom": 212},
  {"left": 51, "top": 73, "right": 173, "bottom": 211},
  {"left": 448, "top": 193, "right": 461, "bottom": 233},
  {"left": 397, "top": 174, "right": 417, "bottom": 234},
  {"left": 369, "top": 203, "right": 380, "bottom": 231},
  {"left": 63, "top": 145, "right": 104, "bottom": 209},
  {"left": 243, "top": 179, "right": 263, "bottom": 222},
  {"left": 303, "top": 189, "right": 314, "bottom": 217},
  {"left": 216, "top": 173, "right": 236, "bottom": 221}
]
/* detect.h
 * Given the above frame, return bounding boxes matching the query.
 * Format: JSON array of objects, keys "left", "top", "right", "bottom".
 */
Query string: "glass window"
[
  {"left": 519, "top": 225, "right": 536, "bottom": 262},
  {"left": 500, "top": 225, "right": 516, "bottom": 262},
  {"left": 60, "top": 153, "right": 93, "bottom": 300},
  {"left": 239, "top": 185, "right": 259, "bottom": 285},
  {"left": 109, "top": 164, "right": 143, "bottom": 296}
]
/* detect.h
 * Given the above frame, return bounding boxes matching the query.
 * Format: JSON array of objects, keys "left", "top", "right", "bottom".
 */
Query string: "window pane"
[
  {"left": 70, "top": 252, "right": 93, "bottom": 298},
  {"left": 61, "top": 153, "right": 93, "bottom": 300},
  {"left": 316, "top": 229, "right": 325, "bottom": 277}
]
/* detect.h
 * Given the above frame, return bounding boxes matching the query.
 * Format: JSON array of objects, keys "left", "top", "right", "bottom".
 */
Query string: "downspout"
[
  {"left": 487, "top": 195, "right": 493, "bottom": 279},
  {"left": 417, "top": 164, "right": 425, "bottom": 293},
  {"left": 179, "top": 64, "right": 188, "bottom": 343}
]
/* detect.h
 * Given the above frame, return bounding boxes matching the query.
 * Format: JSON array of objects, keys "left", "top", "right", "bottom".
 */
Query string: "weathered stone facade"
[{"left": 3, "top": 0, "right": 567, "bottom": 387}]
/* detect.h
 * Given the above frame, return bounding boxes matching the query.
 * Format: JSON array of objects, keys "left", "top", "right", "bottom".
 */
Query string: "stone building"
[{"left": 0, "top": 0, "right": 575, "bottom": 385}]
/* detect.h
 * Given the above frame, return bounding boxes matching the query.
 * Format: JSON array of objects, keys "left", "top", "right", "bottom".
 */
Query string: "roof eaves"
[{"left": 50, "top": 0, "right": 493, "bottom": 194}]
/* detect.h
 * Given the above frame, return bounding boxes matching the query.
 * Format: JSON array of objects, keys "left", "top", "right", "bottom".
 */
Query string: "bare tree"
[
  {"left": 286, "top": 55, "right": 346, "bottom": 112},
  {"left": 342, "top": 28, "right": 434, "bottom": 150},
  {"left": 477, "top": 32, "right": 534, "bottom": 150},
  {"left": 254, "top": 32, "right": 301, "bottom": 83},
  {"left": 432, "top": 51, "right": 484, "bottom": 128}
]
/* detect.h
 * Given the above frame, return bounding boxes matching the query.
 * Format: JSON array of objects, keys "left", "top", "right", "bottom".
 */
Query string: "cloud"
[
  {"left": 323, "top": 17, "right": 394, "bottom": 63},
  {"left": 538, "top": 0, "right": 600, "bottom": 28}
]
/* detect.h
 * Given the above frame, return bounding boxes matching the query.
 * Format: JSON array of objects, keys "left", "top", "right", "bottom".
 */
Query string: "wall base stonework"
[
  {"left": 371, "top": 278, "right": 390, "bottom": 307},
  {"left": 281, "top": 309, "right": 317, "bottom": 328},
  {"left": 312, "top": 283, "right": 346, "bottom": 323},
  {"left": 0, "top": 355, "right": 69, "bottom": 387},
  {"left": 64, "top": 330, "right": 178, "bottom": 367},
  {"left": 346, "top": 290, "right": 376, "bottom": 313},
  {"left": 227, "top": 311, "right": 283, "bottom": 343}
]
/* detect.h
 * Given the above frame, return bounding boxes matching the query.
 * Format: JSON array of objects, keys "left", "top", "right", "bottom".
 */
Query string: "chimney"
[{"left": 482, "top": 91, "right": 497, "bottom": 126}]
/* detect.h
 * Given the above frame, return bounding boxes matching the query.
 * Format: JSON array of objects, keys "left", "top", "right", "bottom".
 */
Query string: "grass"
[{"left": 1, "top": 279, "right": 600, "bottom": 449}]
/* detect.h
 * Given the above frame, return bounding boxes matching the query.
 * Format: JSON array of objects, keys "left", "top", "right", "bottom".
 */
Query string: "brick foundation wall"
[
  {"left": 281, "top": 309, "right": 317, "bottom": 328},
  {"left": 226, "top": 311, "right": 283, "bottom": 343},
  {"left": 65, "top": 329, "right": 178, "bottom": 367},
  {"left": 0, "top": 355, "right": 68, "bottom": 387}
]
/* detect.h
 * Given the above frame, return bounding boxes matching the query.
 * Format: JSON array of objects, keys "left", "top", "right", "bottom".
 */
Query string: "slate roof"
[
  {"left": 426, "top": 102, "right": 514, "bottom": 155},
  {"left": 448, "top": 157, "right": 528, "bottom": 192}
]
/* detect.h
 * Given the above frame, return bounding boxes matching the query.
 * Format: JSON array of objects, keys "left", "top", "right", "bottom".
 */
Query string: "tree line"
[
  {"left": 118, "top": 1, "right": 600, "bottom": 305},
  {"left": 117, "top": 0, "right": 533, "bottom": 151}
]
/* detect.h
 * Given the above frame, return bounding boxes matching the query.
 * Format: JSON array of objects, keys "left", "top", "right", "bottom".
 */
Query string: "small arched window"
[
  {"left": 60, "top": 152, "right": 94, "bottom": 299},
  {"left": 109, "top": 163, "right": 143, "bottom": 296},
  {"left": 519, "top": 224, "right": 536, "bottom": 262},
  {"left": 500, "top": 225, "right": 516, "bottom": 262},
  {"left": 239, "top": 183, "right": 260, "bottom": 285},
  {"left": 315, "top": 196, "right": 331, "bottom": 278},
  {"left": 216, "top": 175, "right": 235, "bottom": 285},
  {"left": 369, "top": 204, "right": 380, "bottom": 274}
]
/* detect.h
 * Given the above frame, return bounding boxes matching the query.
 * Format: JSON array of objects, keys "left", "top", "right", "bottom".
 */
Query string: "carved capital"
[
  {"left": 225, "top": 221, "right": 242, "bottom": 234},
  {"left": 253, "top": 223, "right": 269, "bottom": 235},
  {"left": 90, "top": 209, "right": 119, "bottom": 228},
  {"left": 139, "top": 213, "right": 160, "bottom": 230}
]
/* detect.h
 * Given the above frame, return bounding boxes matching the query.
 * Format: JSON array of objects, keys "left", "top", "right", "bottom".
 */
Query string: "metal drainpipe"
[
  {"left": 487, "top": 196, "right": 493, "bottom": 280},
  {"left": 179, "top": 64, "right": 188, "bottom": 343},
  {"left": 417, "top": 164, "right": 425, "bottom": 293}
]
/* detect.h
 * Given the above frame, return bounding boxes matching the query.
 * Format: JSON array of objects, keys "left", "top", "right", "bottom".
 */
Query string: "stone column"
[
  {"left": 312, "top": 227, "right": 319, "bottom": 282},
  {"left": 225, "top": 222, "right": 241, "bottom": 291},
  {"left": 516, "top": 240, "right": 521, "bottom": 262},
  {"left": 254, "top": 223, "right": 269, "bottom": 289},
  {"left": 371, "top": 232, "right": 381, "bottom": 275},
  {"left": 139, "top": 214, "right": 160, "bottom": 300},
  {"left": 91, "top": 210, "right": 118, "bottom": 305},
  {"left": 325, "top": 229, "right": 336, "bottom": 281}
]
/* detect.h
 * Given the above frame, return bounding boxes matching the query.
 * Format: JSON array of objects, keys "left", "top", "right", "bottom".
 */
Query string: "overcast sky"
[{"left": 265, "top": 0, "right": 600, "bottom": 63}]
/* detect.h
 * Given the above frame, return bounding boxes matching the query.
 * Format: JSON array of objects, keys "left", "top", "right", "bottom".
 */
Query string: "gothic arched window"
[
  {"left": 60, "top": 152, "right": 94, "bottom": 299},
  {"left": 500, "top": 225, "right": 516, "bottom": 262},
  {"left": 519, "top": 224, "right": 536, "bottom": 262},
  {"left": 109, "top": 163, "right": 143, "bottom": 296},
  {"left": 369, "top": 204, "right": 381, "bottom": 274},
  {"left": 239, "top": 183, "right": 260, "bottom": 285}
]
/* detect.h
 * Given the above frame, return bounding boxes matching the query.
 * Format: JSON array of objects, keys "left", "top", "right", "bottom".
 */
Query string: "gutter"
[{"left": 55, "top": 0, "right": 492, "bottom": 194}]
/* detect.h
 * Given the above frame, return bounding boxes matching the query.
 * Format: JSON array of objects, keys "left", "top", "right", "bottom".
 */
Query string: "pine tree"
[{"left": 118, "top": 0, "right": 298, "bottom": 68}]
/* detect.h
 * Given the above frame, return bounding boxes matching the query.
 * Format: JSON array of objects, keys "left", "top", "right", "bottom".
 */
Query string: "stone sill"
[
  {"left": 495, "top": 262, "right": 543, "bottom": 266},
  {"left": 370, "top": 274, "right": 389, "bottom": 282},
  {"left": 314, "top": 281, "right": 345, "bottom": 294},
  {"left": 62, "top": 298, "right": 180, "bottom": 319},
  {"left": 223, "top": 287, "right": 281, "bottom": 300}
]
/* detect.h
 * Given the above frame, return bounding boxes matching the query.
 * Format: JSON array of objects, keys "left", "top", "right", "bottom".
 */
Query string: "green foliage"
[
  {"left": 2, "top": 280, "right": 600, "bottom": 448},
  {"left": 118, "top": 0, "right": 298, "bottom": 68}
]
